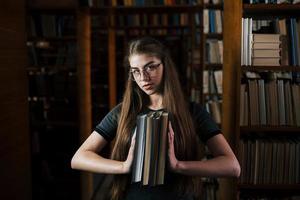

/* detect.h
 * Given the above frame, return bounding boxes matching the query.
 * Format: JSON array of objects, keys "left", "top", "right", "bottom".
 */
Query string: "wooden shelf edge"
[
  {"left": 242, "top": 65, "right": 300, "bottom": 72},
  {"left": 238, "top": 183, "right": 300, "bottom": 190},
  {"left": 204, "top": 33, "right": 223, "bottom": 39},
  {"left": 243, "top": 3, "right": 300, "bottom": 17},
  {"left": 90, "top": 5, "right": 203, "bottom": 15},
  {"left": 28, "top": 36, "right": 77, "bottom": 41},
  {"left": 205, "top": 63, "right": 223, "bottom": 70},
  {"left": 28, "top": 7, "right": 77, "bottom": 14},
  {"left": 240, "top": 126, "right": 300, "bottom": 133},
  {"left": 204, "top": 3, "right": 223, "bottom": 10}
]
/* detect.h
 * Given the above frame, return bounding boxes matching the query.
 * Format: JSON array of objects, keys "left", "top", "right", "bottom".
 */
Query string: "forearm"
[
  {"left": 174, "top": 155, "right": 240, "bottom": 177},
  {"left": 71, "top": 150, "right": 126, "bottom": 174}
]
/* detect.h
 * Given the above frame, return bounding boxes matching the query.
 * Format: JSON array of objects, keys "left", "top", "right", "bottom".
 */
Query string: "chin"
[{"left": 143, "top": 89, "right": 156, "bottom": 95}]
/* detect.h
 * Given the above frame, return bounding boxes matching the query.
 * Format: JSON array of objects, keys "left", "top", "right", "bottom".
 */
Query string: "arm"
[
  {"left": 71, "top": 131, "right": 135, "bottom": 174},
  {"left": 168, "top": 123, "right": 240, "bottom": 177}
]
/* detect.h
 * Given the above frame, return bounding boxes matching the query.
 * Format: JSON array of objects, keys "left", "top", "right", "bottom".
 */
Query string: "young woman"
[{"left": 71, "top": 37, "right": 240, "bottom": 200}]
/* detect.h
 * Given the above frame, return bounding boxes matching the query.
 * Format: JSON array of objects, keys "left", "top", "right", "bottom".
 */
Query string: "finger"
[
  {"left": 132, "top": 130, "right": 137, "bottom": 140},
  {"left": 168, "top": 130, "right": 172, "bottom": 144},
  {"left": 168, "top": 122, "right": 174, "bottom": 137},
  {"left": 128, "top": 139, "right": 136, "bottom": 156},
  {"left": 131, "top": 137, "right": 136, "bottom": 148}
]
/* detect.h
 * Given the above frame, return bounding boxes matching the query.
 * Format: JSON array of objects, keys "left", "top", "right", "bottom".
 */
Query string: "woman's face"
[{"left": 129, "top": 54, "right": 164, "bottom": 96}]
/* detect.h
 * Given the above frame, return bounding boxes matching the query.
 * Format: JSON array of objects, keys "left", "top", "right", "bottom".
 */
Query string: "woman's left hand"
[{"left": 168, "top": 122, "right": 179, "bottom": 172}]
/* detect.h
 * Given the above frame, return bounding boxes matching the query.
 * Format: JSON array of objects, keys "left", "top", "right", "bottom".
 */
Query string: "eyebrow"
[{"left": 130, "top": 61, "right": 155, "bottom": 69}]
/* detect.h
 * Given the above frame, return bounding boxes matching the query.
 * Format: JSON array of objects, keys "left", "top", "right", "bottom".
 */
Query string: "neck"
[{"left": 148, "top": 94, "right": 163, "bottom": 110}]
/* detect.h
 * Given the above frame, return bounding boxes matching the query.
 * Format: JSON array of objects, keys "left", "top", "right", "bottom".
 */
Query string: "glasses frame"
[{"left": 129, "top": 62, "right": 162, "bottom": 81}]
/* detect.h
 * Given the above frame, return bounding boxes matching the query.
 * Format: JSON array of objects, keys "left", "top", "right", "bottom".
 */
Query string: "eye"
[
  {"left": 131, "top": 69, "right": 140, "bottom": 75},
  {"left": 145, "top": 65, "right": 155, "bottom": 72}
]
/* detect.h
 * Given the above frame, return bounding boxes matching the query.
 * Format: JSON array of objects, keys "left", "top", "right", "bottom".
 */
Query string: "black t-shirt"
[
  {"left": 95, "top": 102, "right": 220, "bottom": 143},
  {"left": 94, "top": 102, "right": 221, "bottom": 200}
]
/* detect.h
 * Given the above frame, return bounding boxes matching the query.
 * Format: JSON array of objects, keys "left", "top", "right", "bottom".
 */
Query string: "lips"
[{"left": 142, "top": 83, "right": 153, "bottom": 90}]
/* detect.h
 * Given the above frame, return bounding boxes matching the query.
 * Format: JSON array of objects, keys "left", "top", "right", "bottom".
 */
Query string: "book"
[{"left": 131, "top": 111, "right": 169, "bottom": 186}]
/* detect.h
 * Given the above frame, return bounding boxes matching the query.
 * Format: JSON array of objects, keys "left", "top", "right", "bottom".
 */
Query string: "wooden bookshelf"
[
  {"left": 0, "top": 0, "right": 32, "bottom": 199},
  {"left": 25, "top": 5, "right": 91, "bottom": 200},
  {"left": 235, "top": 1, "right": 300, "bottom": 200}
]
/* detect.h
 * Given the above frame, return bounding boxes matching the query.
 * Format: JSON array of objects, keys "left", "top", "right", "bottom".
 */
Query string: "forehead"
[{"left": 129, "top": 54, "right": 160, "bottom": 68}]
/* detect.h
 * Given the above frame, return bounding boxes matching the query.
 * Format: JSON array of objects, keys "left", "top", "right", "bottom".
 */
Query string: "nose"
[{"left": 140, "top": 70, "right": 150, "bottom": 81}]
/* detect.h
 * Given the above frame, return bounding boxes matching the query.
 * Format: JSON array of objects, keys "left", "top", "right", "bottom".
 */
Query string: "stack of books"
[
  {"left": 131, "top": 111, "right": 169, "bottom": 186},
  {"left": 252, "top": 34, "right": 281, "bottom": 66}
]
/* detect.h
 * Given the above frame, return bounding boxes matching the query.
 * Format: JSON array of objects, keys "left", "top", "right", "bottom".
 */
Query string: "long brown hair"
[{"left": 110, "top": 37, "right": 202, "bottom": 200}]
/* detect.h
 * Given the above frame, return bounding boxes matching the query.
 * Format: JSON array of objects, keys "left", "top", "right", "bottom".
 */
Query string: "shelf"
[
  {"left": 205, "top": 63, "right": 223, "bottom": 70},
  {"left": 28, "top": 7, "right": 77, "bottom": 15},
  {"left": 114, "top": 25, "right": 196, "bottom": 29},
  {"left": 28, "top": 36, "right": 77, "bottom": 42},
  {"left": 203, "top": 3, "right": 223, "bottom": 10},
  {"left": 243, "top": 4, "right": 300, "bottom": 18},
  {"left": 90, "top": 5, "right": 203, "bottom": 15},
  {"left": 242, "top": 65, "right": 300, "bottom": 72},
  {"left": 239, "top": 184, "right": 300, "bottom": 192},
  {"left": 203, "top": 93, "right": 222, "bottom": 97},
  {"left": 240, "top": 126, "right": 300, "bottom": 134},
  {"left": 204, "top": 33, "right": 223, "bottom": 39},
  {"left": 32, "top": 121, "right": 78, "bottom": 127}
]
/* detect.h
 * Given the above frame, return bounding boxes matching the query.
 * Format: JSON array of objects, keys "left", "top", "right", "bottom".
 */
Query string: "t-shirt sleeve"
[
  {"left": 94, "top": 104, "right": 122, "bottom": 142},
  {"left": 191, "top": 102, "right": 221, "bottom": 143}
]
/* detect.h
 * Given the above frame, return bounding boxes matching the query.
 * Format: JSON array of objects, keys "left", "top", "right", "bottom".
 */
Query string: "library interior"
[{"left": 0, "top": 0, "right": 300, "bottom": 200}]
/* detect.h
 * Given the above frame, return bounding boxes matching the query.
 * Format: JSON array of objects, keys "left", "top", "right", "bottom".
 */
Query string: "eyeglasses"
[{"left": 129, "top": 62, "right": 162, "bottom": 81}]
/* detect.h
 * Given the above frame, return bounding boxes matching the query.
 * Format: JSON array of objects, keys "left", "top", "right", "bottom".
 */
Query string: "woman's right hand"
[{"left": 122, "top": 133, "right": 136, "bottom": 174}]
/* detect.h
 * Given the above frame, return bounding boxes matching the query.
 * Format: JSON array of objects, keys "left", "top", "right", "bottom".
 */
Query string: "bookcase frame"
[{"left": 225, "top": 1, "right": 300, "bottom": 199}]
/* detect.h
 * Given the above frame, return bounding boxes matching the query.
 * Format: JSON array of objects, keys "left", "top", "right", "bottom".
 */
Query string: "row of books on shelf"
[
  {"left": 27, "top": 41, "right": 77, "bottom": 67},
  {"left": 114, "top": 13, "right": 197, "bottom": 27},
  {"left": 29, "top": 97, "right": 77, "bottom": 124},
  {"left": 88, "top": 0, "right": 223, "bottom": 7},
  {"left": 203, "top": 9, "right": 223, "bottom": 34},
  {"left": 243, "top": 0, "right": 300, "bottom": 4},
  {"left": 240, "top": 72, "right": 300, "bottom": 126},
  {"left": 28, "top": 15, "right": 75, "bottom": 38},
  {"left": 205, "top": 99, "right": 222, "bottom": 124},
  {"left": 206, "top": 40, "right": 223, "bottom": 64},
  {"left": 202, "top": 177, "right": 218, "bottom": 200},
  {"left": 241, "top": 18, "right": 300, "bottom": 66},
  {"left": 188, "top": 40, "right": 223, "bottom": 67},
  {"left": 28, "top": 71, "right": 77, "bottom": 98},
  {"left": 239, "top": 137, "right": 300, "bottom": 185},
  {"left": 203, "top": 70, "right": 223, "bottom": 94}
]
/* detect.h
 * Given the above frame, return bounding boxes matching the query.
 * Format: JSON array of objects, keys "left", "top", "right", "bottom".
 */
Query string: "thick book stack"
[
  {"left": 131, "top": 111, "right": 169, "bottom": 186},
  {"left": 240, "top": 72, "right": 300, "bottom": 126},
  {"left": 252, "top": 34, "right": 281, "bottom": 66},
  {"left": 239, "top": 137, "right": 300, "bottom": 185}
]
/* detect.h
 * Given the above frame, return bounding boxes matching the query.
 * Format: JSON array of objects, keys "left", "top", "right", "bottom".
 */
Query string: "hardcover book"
[{"left": 131, "top": 111, "right": 169, "bottom": 186}]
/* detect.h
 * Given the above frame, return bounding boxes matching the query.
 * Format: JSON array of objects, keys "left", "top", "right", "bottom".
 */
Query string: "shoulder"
[
  {"left": 188, "top": 101, "right": 221, "bottom": 142},
  {"left": 93, "top": 103, "right": 122, "bottom": 142},
  {"left": 105, "top": 103, "right": 122, "bottom": 120},
  {"left": 110, "top": 103, "right": 122, "bottom": 115}
]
